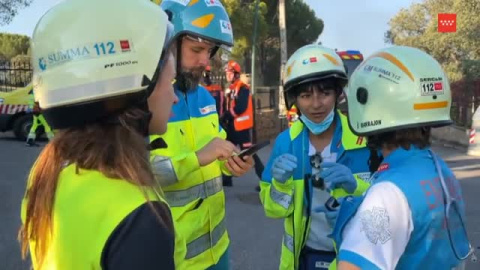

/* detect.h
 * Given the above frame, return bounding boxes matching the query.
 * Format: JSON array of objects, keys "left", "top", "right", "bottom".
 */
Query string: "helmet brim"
[{"left": 284, "top": 71, "right": 348, "bottom": 93}]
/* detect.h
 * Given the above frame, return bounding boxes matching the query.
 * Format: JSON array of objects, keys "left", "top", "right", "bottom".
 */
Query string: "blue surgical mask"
[{"left": 300, "top": 109, "right": 335, "bottom": 135}]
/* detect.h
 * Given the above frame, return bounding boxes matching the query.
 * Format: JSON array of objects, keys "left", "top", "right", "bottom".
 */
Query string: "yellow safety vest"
[
  {"left": 150, "top": 85, "right": 230, "bottom": 269},
  {"left": 21, "top": 164, "right": 185, "bottom": 269}
]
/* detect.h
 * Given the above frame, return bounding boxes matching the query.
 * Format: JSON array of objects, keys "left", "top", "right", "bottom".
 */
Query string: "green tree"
[
  {"left": 284, "top": 0, "right": 323, "bottom": 56},
  {"left": 224, "top": 0, "right": 323, "bottom": 85},
  {"left": 0, "top": 0, "right": 33, "bottom": 25},
  {"left": 223, "top": 0, "right": 269, "bottom": 68},
  {"left": 0, "top": 33, "right": 30, "bottom": 60},
  {"left": 386, "top": 0, "right": 480, "bottom": 82}
]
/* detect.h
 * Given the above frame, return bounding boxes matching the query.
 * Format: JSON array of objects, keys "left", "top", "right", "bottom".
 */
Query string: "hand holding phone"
[{"left": 237, "top": 141, "right": 270, "bottom": 158}]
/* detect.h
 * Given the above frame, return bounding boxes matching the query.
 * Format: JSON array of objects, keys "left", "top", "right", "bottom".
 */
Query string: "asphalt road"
[{"left": 1, "top": 132, "right": 479, "bottom": 269}]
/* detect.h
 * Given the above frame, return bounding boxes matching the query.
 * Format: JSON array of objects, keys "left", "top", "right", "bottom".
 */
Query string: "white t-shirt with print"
[{"left": 339, "top": 182, "right": 414, "bottom": 269}]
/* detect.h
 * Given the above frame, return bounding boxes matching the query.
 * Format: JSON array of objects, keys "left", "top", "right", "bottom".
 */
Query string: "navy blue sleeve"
[
  {"left": 233, "top": 86, "right": 250, "bottom": 116},
  {"left": 101, "top": 202, "right": 175, "bottom": 270}
]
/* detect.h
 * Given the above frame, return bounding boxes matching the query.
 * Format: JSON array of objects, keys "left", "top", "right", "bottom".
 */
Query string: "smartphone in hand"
[{"left": 237, "top": 141, "right": 270, "bottom": 159}]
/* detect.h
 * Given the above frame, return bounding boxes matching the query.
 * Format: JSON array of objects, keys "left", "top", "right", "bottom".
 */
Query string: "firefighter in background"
[
  {"left": 222, "top": 60, "right": 265, "bottom": 187},
  {"left": 26, "top": 90, "right": 54, "bottom": 146},
  {"left": 287, "top": 105, "right": 299, "bottom": 127},
  {"left": 203, "top": 65, "right": 225, "bottom": 116}
]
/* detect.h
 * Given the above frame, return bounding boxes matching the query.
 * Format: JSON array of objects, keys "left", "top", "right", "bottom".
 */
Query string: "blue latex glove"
[
  {"left": 271, "top": 153, "right": 297, "bottom": 183},
  {"left": 319, "top": 162, "right": 357, "bottom": 193}
]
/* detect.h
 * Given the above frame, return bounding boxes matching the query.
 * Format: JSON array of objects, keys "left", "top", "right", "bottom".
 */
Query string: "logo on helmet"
[
  {"left": 205, "top": 0, "right": 222, "bottom": 7},
  {"left": 302, "top": 57, "right": 317, "bottom": 65},
  {"left": 420, "top": 77, "right": 444, "bottom": 96},
  {"left": 120, "top": 40, "right": 131, "bottom": 52},
  {"left": 38, "top": 58, "right": 47, "bottom": 71},
  {"left": 220, "top": 20, "right": 232, "bottom": 36},
  {"left": 359, "top": 119, "right": 382, "bottom": 129},
  {"left": 39, "top": 46, "right": 91, "bottom": 70},
  {"left": 363, "top": 65, "right": 401, "bottom": 84}
]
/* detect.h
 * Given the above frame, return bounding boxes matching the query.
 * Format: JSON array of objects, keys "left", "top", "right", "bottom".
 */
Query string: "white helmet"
[
  {"left": 283, "top": 44, "right": 348, "bottom": 109},
  {"left": 346, "top": 46, "right": 452, "bottom": 136},
  {"left": 32, "top": 0, "right": 174, "bottom": 129}
]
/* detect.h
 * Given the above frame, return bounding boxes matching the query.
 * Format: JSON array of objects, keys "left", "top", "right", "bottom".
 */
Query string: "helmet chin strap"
[
  {"left": 97, "top": 100, "right": 152, "bottom": 139},
  {"left": 210, "top": 46, "right": 219, "bottom": 58},
  {"left": 135, "top": 101, "right": 153, "bottom": 137},
  {"left": 176, "top": 38, "right": 185, "bottom": 91}
]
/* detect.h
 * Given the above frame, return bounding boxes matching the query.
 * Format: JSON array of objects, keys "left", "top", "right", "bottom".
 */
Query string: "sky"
[
  {"left": 1, "top": 0, "right": 421, "bottom": 58},
  {"left": 0, "top": 0, "right": 63, "bottom": 36},
  {"left": 304, "top": 0, "right": 422, "bottom": 57}
]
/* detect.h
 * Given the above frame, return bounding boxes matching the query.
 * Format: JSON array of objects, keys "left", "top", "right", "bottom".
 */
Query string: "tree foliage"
[
  {"left": 222, "top": 0, "right": 323, "bottom": 85},
  {"left": 0, "top": 0, "right": 33, "bottom": 25},
  {"left": 386, "top": 0, "right": 480, "bottom": 82},
  {"left": 0, "top": 32, "right": 30, "bottom": 60}
]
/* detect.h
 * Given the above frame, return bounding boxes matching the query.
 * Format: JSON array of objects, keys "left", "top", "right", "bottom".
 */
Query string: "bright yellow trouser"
[{"left": 27, "top": 114, "right": 54, "bottom": 141}]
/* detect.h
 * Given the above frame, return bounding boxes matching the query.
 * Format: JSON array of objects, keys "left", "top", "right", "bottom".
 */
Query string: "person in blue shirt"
[
  {"left": 330, "top": 46, "right": 474, "bottom": 270},
  {"left": 260, "top": 44, "right": 371, "bottom": 270}
]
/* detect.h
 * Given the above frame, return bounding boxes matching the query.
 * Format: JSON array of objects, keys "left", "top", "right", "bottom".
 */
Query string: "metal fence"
[
  {"left": 210, "top": 74, "right": 227, "bottom": 88},
  {"left": 252, "top": 86, "right": 284, "bottom": 142},
  {"left": 254, "top": 86, "right": 278, "bottom": 111},
  {"left": 451, "top": 79, "right": 480, "bottom": 127},
  {"left": 0, "top": 60, "right": 33, "bottom": 92}
]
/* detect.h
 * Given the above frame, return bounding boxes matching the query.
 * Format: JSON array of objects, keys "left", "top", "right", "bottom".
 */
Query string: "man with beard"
[{"left": 150, "top": 1, "right": 254, "bottom": 269}]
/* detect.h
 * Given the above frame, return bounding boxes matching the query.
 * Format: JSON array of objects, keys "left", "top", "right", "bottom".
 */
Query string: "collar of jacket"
[
  {"left": 229, "top": 79, "right": 246, "bottom": 91},
  {"left": 374, "top": 145, "right": 430, "bottom": 178}
]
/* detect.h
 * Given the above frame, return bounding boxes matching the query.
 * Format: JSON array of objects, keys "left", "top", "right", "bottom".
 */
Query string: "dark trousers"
[{"left": 299, "top": 246, "right": 336, "bottom": 270}]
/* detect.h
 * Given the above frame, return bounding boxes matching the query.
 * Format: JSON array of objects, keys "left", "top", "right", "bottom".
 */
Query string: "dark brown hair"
[
  {"left": 372, "top": 127, "right": 431, "bottom": 151},
  {"left": 18, "top": 107, "right": 169, "bottom": 269},
  {"left": 289, "top": 78, "right": 343, "bottom": 109}
]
